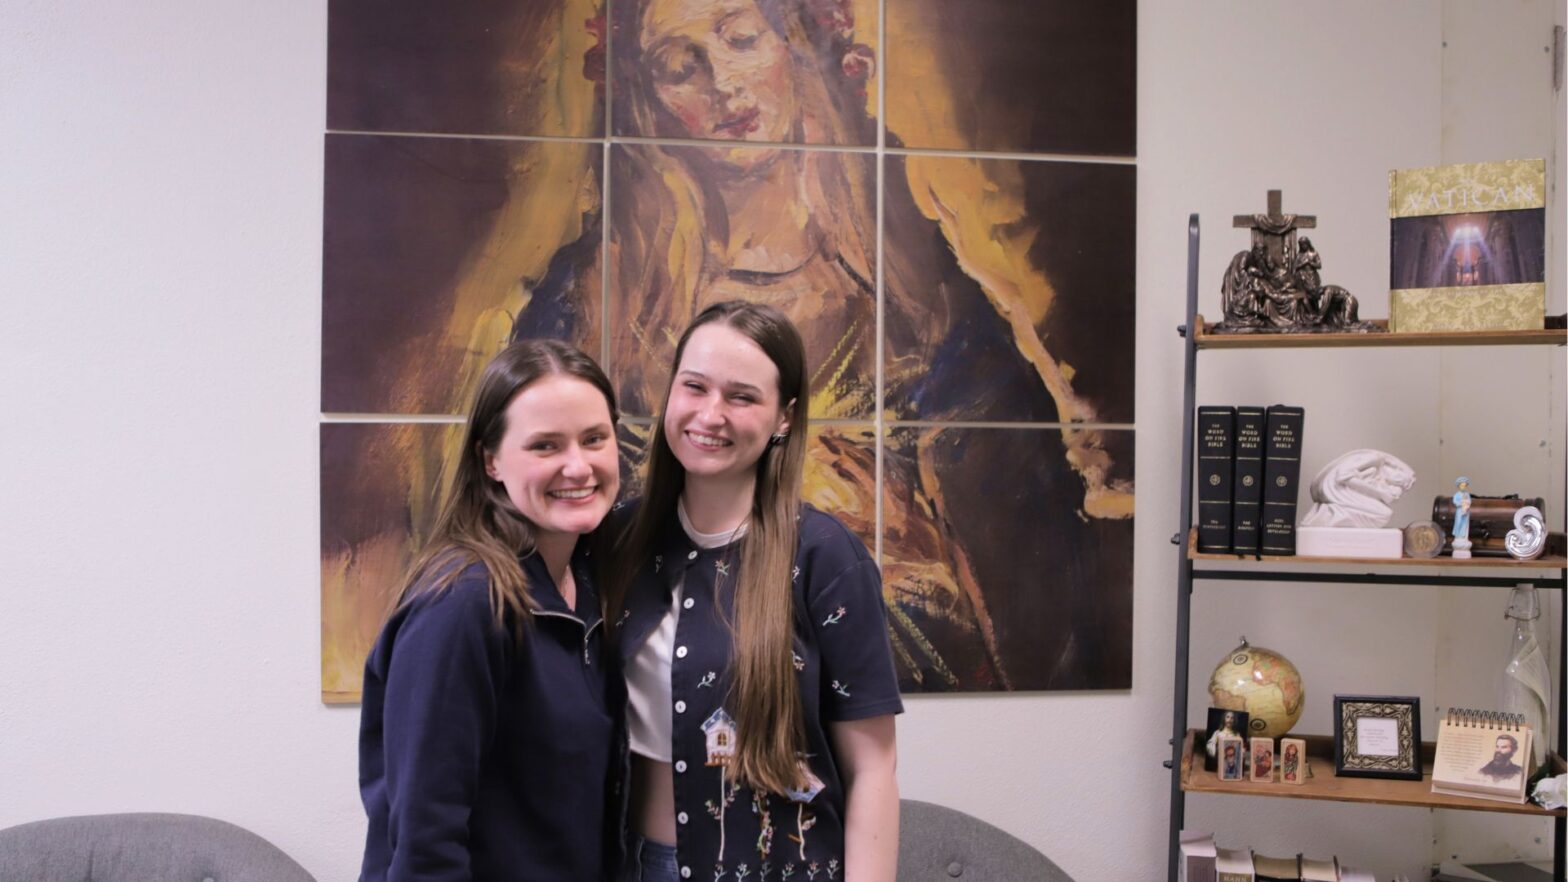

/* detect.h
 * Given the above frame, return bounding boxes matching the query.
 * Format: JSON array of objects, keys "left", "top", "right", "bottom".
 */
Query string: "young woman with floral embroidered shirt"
[{"left": 611, "top": 302, "right": 902, "bottom": 882}]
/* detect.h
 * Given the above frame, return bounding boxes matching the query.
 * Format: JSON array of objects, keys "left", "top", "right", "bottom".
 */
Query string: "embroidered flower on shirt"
[
  {"left": 826, "top": 859, "right": 840, "bottom": 880},
  {"left": 716, "top": 559, "right": 731, "bottom": 577},
  {"left": 735, "top": 863, "right": 751, "bottom": 881},
  {"left": 830, "top": 680, "right": 850, "bottom": 698},
  {"left": 789, "top": 807, "right": 817, "bottom": 862},
  {"left": 791, "top": 566, "right": 801, "bottom": 583},
  {"left": 822, "top": 606, "right": 845, "bottom": 626},
  {"left": 806, "top": 861, "right": 820, "bottom": 880},
  {"left": 698, "top": 671, "right": 717, "bottom": 688},
  {"left": 754, "top": 792, "right": 775, "bottom": 870},
  {"left": 791, "top": 652, "right": 805, "bottom": 672},
  {"left": 708, "top": 779, "right": 740, "bottom": 867},
  {"left": 781, "top": 863, "right": 797, "bottom": 879}
]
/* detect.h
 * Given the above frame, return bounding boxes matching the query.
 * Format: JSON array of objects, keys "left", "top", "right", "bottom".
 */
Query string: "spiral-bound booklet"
[{"left": 1430, "top": 708, "right": 1532, "bottom": 803}]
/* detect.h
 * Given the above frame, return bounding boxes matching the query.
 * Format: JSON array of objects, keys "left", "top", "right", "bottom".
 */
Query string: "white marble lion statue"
[{"left": 1299, "top": 449, "right": 1416, "bottom": 529}]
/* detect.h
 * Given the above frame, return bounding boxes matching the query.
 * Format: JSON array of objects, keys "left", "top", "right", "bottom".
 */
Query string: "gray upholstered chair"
[
  {"left": 0, "top": 812, "right": 316, "bottom": 882},
  {"left": 898, "top": 799, "right": 1074, "bottom": 881}
]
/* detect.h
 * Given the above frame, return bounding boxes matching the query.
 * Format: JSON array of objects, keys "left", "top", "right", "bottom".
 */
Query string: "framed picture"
[
  {"left": 1334, "top": 695, "right": 1423, "bottom": 780},
  {"left": 1280, "top": 737, "right": 1307, "bottom": 785},
  {"left": 1249, "top": 737, "right": 1275, "bottom": 782},
  {"left": 1217, "top": 735, "right": 1246, "bottom": 781},
  {"left": 1202, "top": 707, "right": 1250, "bottom": 772}
]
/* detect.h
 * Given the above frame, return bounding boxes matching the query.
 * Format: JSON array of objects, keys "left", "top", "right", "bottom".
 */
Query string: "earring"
[{"left": 769, "top": 432, "right": 789, "bottom": 446}]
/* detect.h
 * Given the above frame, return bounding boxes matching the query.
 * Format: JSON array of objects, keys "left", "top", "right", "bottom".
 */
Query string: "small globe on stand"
[{"left": 1208, "top": 637, "right": 1305, "bottom": 739}]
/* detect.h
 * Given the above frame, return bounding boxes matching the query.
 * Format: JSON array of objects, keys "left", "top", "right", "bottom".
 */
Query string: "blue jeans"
[{"left": 626, "top": 834, "right": 679, "bottom": 882}]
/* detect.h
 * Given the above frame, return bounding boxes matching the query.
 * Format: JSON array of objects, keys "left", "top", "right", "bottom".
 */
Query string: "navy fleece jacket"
[{"left": 358, "top": 547, "right": 615, "bottom": 882}]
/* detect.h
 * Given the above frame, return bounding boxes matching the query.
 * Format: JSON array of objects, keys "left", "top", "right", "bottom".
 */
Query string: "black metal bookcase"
[{"left": 1164, "top": 215, "right": 1568, "bottom": 881}]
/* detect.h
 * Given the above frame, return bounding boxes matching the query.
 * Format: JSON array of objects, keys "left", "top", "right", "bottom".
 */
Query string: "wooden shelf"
[
  {"left": 1179, "top": 730, "right": 1566, "bottom": 817},
  {"left": 1189, "top": 314, "right": 1567, "bottom": 350},
  {"left": 1186, "top": 529, "right": 1567, "bottom": 570}
]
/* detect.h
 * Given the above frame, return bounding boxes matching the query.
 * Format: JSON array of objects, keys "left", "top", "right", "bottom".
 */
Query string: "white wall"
[{"left": 0, "top": 2, "right": 1560, "bottom": 881}]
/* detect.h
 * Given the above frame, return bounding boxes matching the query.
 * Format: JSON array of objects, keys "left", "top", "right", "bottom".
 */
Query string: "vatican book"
[
  {"left": 1260, "top": 405, "right": 1305, "bottom": 555},
  {"left": 1389, "top": 159, "right": 1546, "bottom": 333},
  {"left": 1196, "top": 406, "right": 1237, "bottom": 553},
  {"left": 1230, "top": 406, "right": 1266, "bottom": 555},
  {"left": 1430, "top": 708, "right": 1532, "bottom": 804}
]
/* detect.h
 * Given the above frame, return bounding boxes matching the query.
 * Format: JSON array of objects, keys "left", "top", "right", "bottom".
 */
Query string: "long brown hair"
[
  {"left": 615, "top": 301, "right": 811, "bottom": 794},
  {"left": 396, "top": 339, "right": 618, "bottom": 633}
]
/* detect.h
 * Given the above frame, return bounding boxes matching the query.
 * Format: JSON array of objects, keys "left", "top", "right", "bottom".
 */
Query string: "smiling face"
[
  {"left": 484, "top": 374, "right": 619, "bottom": 543},
  {"left": 640, "top": 0, "right": 796, "bottom": 168},
  {"left": 663, "top": 322, "right": 791, "bottom": 488}
]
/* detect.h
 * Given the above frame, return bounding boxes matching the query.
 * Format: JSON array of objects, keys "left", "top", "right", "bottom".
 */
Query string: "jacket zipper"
[{"left": 531, "top": 608, "right": 602, "bottom": 667}]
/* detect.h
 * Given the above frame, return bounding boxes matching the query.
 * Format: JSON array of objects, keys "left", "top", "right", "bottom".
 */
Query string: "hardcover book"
[
  {"left": 1178, "top": 831, "right": 1217, "bottom": 882},
  {"left": 1389, "top": 159, "right": 1546, "bottom": 332},
  {"left": 1299, "top": 858, "right": 1339, "bottom": 882},
  {"left": 1215, "top": 847, "right": 1255, "bottom": 882},
  {"left": 1196, "top": 406, "right": 1236, "bottom": 553},
  {"left": 1231, "top": 406, "right": 1266, "bottom": 555},
  {"left": 1431, "top": 708, "right": 1532, "bottom": 804},
  {"left": 1250, "top": 853, "right": 1298, "bottom": 881},
  {"left": 1260, "top": 405, "right": 1305, "bottom": 555}
]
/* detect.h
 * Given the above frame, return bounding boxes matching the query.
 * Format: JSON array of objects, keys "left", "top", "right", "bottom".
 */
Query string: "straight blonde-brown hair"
[
  {"left": 394, "top": 340, "right": 618, "bottom": 634},
  {"left": 612, "top": 301, "right": 811, "bottom": 794}
]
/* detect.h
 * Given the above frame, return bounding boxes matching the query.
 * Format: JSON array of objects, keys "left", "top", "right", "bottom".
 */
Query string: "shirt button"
[
  {"left": 677, "top": 811, "right": 689, "bottom": 825},
  {"left": 687, "top": 550, "right": 699, "bottom": 560},
  {"left": 681, "top": 867, "right": 692, "bottom": 879},
  {"left": 675, "top": 700, "right": 687, "bottom": 713},
  {"left": 675, "top": 645, "right": 689, "bottom": 659},
  {"left": 675, "top": 760, "right": 688, "bottom": 773},
  {"left": 683, "top": 597, "right": 695, "bottom": 610}
]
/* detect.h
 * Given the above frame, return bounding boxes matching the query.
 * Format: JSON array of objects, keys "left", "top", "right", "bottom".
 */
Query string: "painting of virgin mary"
[{"left": 321, "top": 0, "right": 1136, "bottom": 697}]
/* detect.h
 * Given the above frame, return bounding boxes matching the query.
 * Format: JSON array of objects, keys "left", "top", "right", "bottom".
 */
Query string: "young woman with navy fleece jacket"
[{"left": 359, "top": 340, "right": 623, "bottom": 882}]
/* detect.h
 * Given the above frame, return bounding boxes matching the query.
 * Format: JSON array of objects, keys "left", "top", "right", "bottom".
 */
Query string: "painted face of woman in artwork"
[{"left": 639, "top": 0, "right": 797, "bottom": 170}]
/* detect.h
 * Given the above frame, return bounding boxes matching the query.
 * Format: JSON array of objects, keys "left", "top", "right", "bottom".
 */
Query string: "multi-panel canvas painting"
[{"left": 322, "top": 0, "right": 1138, "bottom": 700}]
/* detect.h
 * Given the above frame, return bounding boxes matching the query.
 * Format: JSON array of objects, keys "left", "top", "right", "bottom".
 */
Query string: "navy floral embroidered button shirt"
[{"left": 619, "top": 505, "right": 902, "bottom": 882}]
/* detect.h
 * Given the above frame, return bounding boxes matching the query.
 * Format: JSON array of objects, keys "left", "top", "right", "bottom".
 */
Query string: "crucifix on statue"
[
  {"left": 1232, "top": 189, "right": 1316, "bottom": 279},
  {"left": 1215, "top": 189, "right": 1375, "bottom": 333}
]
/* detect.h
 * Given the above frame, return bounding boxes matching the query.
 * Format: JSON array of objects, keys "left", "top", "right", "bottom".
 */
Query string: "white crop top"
[{"left": 625, "top": 503, "right": 746, "bottom": 761}]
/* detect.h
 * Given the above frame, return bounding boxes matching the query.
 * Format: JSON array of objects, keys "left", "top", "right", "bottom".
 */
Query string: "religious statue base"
[
  {"left": 1451, "top": 537, "right": 1473, "bottom": 560},
  {"left": 1210, "top": 322, "right": 1382, "bottom": 335},
  {"left": 1297, "top": 526, "right": 1404, "bottom": 559}
]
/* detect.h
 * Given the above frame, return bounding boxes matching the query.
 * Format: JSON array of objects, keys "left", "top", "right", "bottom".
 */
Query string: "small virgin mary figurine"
[{"left": 1451, "top": 476, "right": 1473, "bottom": 559}]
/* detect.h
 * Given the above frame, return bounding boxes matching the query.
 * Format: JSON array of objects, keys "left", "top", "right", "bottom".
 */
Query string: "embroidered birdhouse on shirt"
[
  {"left": 784, "top": 761, "right": 825, "bottom": 803},
  {"left": 703, "top": 708, "right": 736, "bottom": 767}
]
